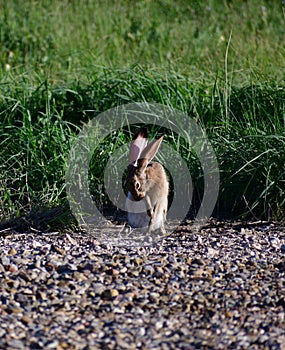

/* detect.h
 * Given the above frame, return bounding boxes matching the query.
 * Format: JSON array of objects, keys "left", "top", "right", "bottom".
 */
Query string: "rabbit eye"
[{"left": 135, "top": 182, "right": 140, "bottom": 190}]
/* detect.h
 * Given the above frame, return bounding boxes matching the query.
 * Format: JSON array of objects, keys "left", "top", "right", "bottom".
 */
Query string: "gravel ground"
[{"left": 0, "top": 220, "right": 285, "bottom": 350}]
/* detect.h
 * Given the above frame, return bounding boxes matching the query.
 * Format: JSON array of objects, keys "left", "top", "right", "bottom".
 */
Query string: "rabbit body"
[{"left": 125, "top": 128, "right": 169, "bottom": 234}]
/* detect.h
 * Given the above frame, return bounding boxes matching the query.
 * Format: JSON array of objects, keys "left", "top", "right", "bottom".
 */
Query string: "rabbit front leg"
[
  {"left": 145, "top": 195, "right": 153, "bottom": 218},
  {"left": 144, "top": 194, "right": 158, "bottom": 233},
  {"left": 147, "top": 201, "right": 166, "bottom": 235}
]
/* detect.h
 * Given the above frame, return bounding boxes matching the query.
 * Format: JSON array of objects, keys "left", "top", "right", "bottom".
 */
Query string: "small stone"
[
  {"left": 73, "top": 271, "right": 88, "bottom": 281},
  {"left": 7, "top": 305, "right": 23, "bottom": 314},
  {"left": 191, "top": 258, "right": 205, "bottom": 266},
  {"left": 1, "top": 256, "right": 10, "bottom": 266},
  {"left": 110, "top": 268, "right": 120, "bottom": 275},
  {"left": 269, "top": 237, "right": 280, "bottom": 249},
  {"left": 9, "top": 263, "right": 18, "bottom": 272},
  {"left": 92, "top": 283, "right": 105, "bottom": 295},
  {"left": 21, "top": 315, "right": 33, "bottom": 324},
  {"left": 155, "top": 320, "right": 164, "bottom": 330},
  {"left": 7, "top": 340, "right": 25, "bottom": 349},
  {"left": 102, "top": 288, "right": 119, "bottom": 300},
  {"left": 8, "top": 247, "right": 17, "bottom": 256},
  {"left": 18, "top": 270, "right": 31, "bottom": 282},
  {"left": 51, "top": 244, "right": 66, "bottom": 255},
  {"left": 46, "top": 340, "right": 59, "bottom": 348},
  {"left": 65, "top": 233, "right": 77, "bottom": 245}
]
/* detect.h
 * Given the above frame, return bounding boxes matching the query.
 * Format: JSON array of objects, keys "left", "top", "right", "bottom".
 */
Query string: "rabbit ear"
[
  {"left": 129, "top": 128, "right": 148, "bottom": 165},
  {"left": 139, "top": 135, "right": 164, "bottom": 164}
]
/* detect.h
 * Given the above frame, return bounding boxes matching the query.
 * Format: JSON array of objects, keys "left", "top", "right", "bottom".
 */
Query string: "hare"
[{"left": 125, "top": 127, "right": 169, "bottom": 234}]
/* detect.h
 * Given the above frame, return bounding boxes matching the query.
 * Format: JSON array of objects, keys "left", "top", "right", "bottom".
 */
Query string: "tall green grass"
[
  {"left": 1, "top": 70, "right": 284, "bottom": 228},
  {"left": 0, "top": 81, "right": 78, "bottom": 228},
  {"left": 1, "top": 1, "right": 284, "bottom": 83},
  {"left": 0, "top": 1, "right": 284, "bottom": 229}
]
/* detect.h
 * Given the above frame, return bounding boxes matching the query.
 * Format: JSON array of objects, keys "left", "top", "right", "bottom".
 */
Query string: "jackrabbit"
[{"left": 125, "top": 127, "right": 169, "bottom": 234}]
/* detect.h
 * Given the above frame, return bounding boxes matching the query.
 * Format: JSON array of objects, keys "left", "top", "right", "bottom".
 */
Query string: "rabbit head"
[{"left": 125, "top": 127, "right": 164, "bottom": 201}]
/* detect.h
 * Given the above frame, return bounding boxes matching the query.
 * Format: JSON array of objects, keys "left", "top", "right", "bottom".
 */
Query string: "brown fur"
[{"left": 126, "top": 159, "right": 169, "bottom": 233}]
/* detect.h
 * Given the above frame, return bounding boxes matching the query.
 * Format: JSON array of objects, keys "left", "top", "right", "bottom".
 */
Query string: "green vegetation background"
[{"left": 0, "top": 0, "right": 284, "bottom": 229}]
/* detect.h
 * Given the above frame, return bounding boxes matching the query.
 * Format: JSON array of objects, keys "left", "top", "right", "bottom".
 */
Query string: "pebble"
[
  {"left": 8, "top": 247, "right": 17, "bottom": 256},
  {"left": 0, "top": 220, "right": 284, "bottom": 349}
]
